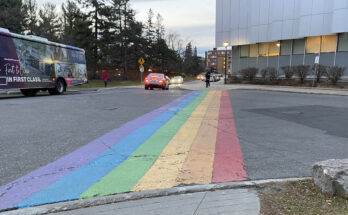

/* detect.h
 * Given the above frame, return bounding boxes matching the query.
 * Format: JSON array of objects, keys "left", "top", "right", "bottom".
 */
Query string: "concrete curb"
[
  {"left": 234, "top": 87, "right": 348, "bottom": 96},
  {"left": 0, "top": 90, "right": 21, "bottom": 95},
  {"left": 1, "top": 177, "right": 311, "bottom": 215},
  {"left": 97, "top": 85, "right": 143, "bottom": 92}
]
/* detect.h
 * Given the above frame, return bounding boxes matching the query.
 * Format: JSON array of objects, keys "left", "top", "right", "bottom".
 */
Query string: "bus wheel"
[
  {"left": 49, "top": 79, "right": 66, "bottom": 95},
  {"left": 21, "top": 89, "right": 38, "bottom": 97}
]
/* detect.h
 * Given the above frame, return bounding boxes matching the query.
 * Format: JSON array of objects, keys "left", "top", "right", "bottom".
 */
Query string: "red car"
[{"left": 144, "top": 73, "right": 170, "bottom": 90}]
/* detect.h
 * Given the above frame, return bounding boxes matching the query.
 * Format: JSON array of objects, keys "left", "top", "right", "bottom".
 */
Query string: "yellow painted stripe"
[
  {"left": 175, "top": 91, "right": 221, "bottom": 185},
  {"left": 132, "top": 91, "right": 216, "bottom": 191}
]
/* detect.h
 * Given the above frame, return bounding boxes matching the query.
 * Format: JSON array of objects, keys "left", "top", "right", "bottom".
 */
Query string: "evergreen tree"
[
  {"left": 0, "top": 0, "right": 26, "bottom": 33},
  {"left": 0, "top": 0, "right": 194, "bottom": 79},
  {"left": 145, "top": 9, "right": 155, "bottom": 44},
  {"left": 77, "top": 0, "right": 106, "bottom": 78},
  {"left": 23, "top": 0, "right": 39, "bottom": 35},
  {"left": 37, "top": 3, "right": 60, "bottom": 42},
  {"left": 183, "top": 42, "right": 193, "bottom": 75},
  {"left": 155, "top": 13, "right": 164, "bottom": 41},
  {"left": 61, "top": 0, "right": 80, "bottom": 44},
  {"left": 61, "top": 0, "right": 94, "bottom": 77},
  {"left": 192, "top": 46, "right": 203, "bottom": 75}
]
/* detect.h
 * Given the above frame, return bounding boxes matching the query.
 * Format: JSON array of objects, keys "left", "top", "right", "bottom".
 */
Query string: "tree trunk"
[
  {"left": 123, "top": 2, "right": 128, "bottom": 80},
  {"left": 94, "top": 2, "right": 98, "bottom": 79}
]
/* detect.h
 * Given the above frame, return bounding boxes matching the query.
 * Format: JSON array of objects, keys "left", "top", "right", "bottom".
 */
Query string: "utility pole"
[
  {"left": 94, "top": 1, "right": 99, "bottom": 79},
  {"left": 123, "top": 1, "right": 128, "bottom": 80},
  {"left": 223, "top": 41, "right": 229, "bottom": 84}
]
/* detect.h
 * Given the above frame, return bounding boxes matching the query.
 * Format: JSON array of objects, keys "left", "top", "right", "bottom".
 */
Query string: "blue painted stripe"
[{"left": 17, "top": 91, "right": 202, "bottom": 208}]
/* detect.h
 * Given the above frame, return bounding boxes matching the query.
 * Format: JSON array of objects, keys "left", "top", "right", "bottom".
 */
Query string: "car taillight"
[
  {"left": 145, "top": 78, "right": 149, "bottom": 83},
  {"left": 159, "top": 78, "right": 165, "bottom": 84}
]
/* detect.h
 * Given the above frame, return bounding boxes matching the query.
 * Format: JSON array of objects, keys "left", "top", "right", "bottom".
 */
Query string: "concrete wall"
[{"left": 216, "top": 0, "right": 348, "bottom": 47}]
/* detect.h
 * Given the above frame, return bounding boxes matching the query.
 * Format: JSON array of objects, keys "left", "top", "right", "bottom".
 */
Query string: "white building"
[{"left": 216, "top": 0, "right": 348, "bottom": 75}]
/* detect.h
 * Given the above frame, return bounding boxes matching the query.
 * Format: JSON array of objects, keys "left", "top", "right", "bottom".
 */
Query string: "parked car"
[
  {"left": 171, "top": 76, "right": 184, "bottom": 84},
  {"left": 212, "top": 72, "right": 223, "bottom": 78},
  {"left": 144, "top": 73, "right": 169, "bottom": 90},
  {"left": 202, "top": 73, "right": 220, "bottom": 82}
]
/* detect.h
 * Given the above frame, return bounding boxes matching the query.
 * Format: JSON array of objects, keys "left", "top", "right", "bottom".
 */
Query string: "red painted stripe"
[{"left": 212, "top": 90, "right": 247, "bottom": 183}]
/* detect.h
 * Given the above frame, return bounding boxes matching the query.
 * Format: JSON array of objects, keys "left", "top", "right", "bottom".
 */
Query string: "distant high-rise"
[{"left": 216, "top": 0, "right": 348, "bottom": 76}]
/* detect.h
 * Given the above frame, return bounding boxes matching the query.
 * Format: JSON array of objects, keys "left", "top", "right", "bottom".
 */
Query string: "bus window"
[{"left": 0, "top": 34, "right": 18, "bottom": 59}]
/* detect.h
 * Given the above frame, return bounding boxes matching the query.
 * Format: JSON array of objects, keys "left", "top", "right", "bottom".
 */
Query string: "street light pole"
[{"left": 223, "top": 41, "right": 229, "bottom": 84}]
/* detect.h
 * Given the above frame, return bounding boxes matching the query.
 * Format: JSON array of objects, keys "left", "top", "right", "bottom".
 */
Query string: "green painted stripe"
[{"left": 79, "top": 91, "right": 208, "bottom": 199}]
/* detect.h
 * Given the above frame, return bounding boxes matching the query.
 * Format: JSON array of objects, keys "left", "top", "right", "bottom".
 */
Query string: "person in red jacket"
[{"left": 102, "top": 70, "right": 108, "bottom": 88}]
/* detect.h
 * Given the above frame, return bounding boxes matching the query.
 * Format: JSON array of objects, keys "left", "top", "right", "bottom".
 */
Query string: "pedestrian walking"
[
  {"left": 205, "top": 71, "right": 211, "bottom": 88},
  {"left": 102, "top": 70, "right": 108, "bottom": 88}
]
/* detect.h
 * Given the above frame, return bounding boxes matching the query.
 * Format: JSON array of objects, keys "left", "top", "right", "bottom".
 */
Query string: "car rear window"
[{"left": 148, "top": 73, "right": 164, "bottom": 78}]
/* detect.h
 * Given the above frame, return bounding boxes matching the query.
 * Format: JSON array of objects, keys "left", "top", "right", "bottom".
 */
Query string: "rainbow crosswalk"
[{"left": 0, "top": 90, "right": 247, "bottom": 211}]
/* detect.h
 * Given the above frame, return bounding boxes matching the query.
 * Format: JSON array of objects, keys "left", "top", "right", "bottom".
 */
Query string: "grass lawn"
[
  {"left": 70, "top": 80, "right": 142, "bottom": 88},
  {"left": 259, "top": 180, "right": 348, "bottom": 215}
]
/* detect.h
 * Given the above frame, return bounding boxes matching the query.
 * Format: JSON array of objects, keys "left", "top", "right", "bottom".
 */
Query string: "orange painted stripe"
[
  {"left": 175, "top": 91, "right": 222, "bottom": 185},
  {"left": 131, "top": 91, "right": 215, "bottom": 191},
  {"left": 212, "top": 90, "right": 247, "bottom": 182}
]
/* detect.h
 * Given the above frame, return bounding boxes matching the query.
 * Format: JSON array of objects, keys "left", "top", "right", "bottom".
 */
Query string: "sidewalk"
[
  {"left": 181, "top": 80, "right": 348, "bottom": 96},
  {"left": 1, "top": 178, "right": 310, "bottom": 215},
  {"left": 54, "top": 189, "right": 259, "bottom": 215}
]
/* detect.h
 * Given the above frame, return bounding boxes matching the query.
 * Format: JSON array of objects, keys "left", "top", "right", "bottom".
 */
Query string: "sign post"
[
  {"left": 138, "top": 58, "right": 145, "bottom": 83},
  {"left": 312, "top": 55, "right": 320, "bottom": 87},
  {"left": 139, "top": 65, "right": 144, "bottom": 83}
]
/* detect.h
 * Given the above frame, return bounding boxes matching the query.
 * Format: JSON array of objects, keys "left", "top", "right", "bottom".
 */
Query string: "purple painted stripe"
[{"left": 0, "top": 91, "right": 194, "bottom": 211}]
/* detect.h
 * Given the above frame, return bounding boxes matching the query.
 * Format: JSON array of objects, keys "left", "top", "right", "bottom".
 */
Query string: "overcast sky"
[{"left": 36, "top": 0, "right": 215, "bottom": 56}]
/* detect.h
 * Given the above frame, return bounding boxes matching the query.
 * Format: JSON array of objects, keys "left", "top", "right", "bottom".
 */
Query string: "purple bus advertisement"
[{"left": 0, "top": 28, "right": 87, "bottom": 96}]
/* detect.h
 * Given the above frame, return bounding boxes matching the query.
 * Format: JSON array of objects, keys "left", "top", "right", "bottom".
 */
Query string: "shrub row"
[{"left": 235, "top": 65, "right": 346, "bottom": 85}]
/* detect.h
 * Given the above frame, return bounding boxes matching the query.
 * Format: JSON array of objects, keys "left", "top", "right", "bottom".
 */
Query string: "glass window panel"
[
  {"left": 258, "top": 43, "right": 269, "bottom": 57},
  {"left": 249, "top": 44, "right": 258, "bottom": 57},
  {"left": 293, "top": 38, "right": 305, "bottom": 54},
  {"left": 338, "top": 33, "right": 348, "bottom": 52},
  {"left": 321, "top": 35, "right": 337, "bottom": 53},
  {"left": 280, "top": 40, "right": 292, "bottom": 55},
  {"left": 268, "top": 42, "right": 280, "bottom": 56},
  {"left": 306, "top": 36, "right": 321, "bottom": 53},
  {"left": 240, "top": 45, "right": 249, "bottom": 57}
]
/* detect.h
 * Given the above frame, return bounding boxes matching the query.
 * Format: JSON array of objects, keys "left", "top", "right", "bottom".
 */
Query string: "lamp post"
[{"left": 223, "top": 41, "right": 229, "bottom": 84}]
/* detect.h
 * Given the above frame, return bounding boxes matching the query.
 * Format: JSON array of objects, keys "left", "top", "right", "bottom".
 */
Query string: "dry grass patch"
[{"left": 259, "top": 179, "right": 348, "bottom": 215}]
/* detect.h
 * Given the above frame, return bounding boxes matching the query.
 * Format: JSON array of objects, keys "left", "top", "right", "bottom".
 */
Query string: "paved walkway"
[
  {"left": 53, "top": 189, "right": 260, "bottom": 215},
  {"left": 181, "top": 80, "right": 348, "bottom": 96}
]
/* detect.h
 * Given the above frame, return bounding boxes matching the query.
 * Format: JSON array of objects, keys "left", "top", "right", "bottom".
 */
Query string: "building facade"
[
  {"left": 216, "top": 0, "right": 348, "bottom": 76},
  {"left": 206, "top": 48, "right": 232, "bottom": 74}
]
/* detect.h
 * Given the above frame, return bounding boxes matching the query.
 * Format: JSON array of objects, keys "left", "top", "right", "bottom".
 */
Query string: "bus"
[{"left": 0, "top": 28, "right": 87, "bottom": 96}]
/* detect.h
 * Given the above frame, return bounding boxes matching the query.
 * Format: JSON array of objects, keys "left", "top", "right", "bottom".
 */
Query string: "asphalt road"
[
  {"left": 0, "top": 87, "right": 188, "bottom": 186},
  {"left": 1, "top": 85, "right": 348, "bottom": 186},
  {"left": 230, "top": 90, "right": 348, "bottom": 180}
]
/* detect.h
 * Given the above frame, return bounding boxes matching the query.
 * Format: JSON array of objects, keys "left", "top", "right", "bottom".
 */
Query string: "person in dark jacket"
[{"left": 205, "top": 71, "right": 211, "bottom": 88}]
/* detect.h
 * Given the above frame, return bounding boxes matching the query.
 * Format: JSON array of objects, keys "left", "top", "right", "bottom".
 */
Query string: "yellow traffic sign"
[
  {"left": 139, "top": 65, "right": 144, "bottom": 69},
  {"left": 138, "top": 58, "right": 145, "bottom": 65}
]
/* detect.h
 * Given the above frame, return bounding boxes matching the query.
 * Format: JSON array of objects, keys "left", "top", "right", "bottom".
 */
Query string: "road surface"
[{"left": 0, "top": 82, "right": 347, "bottom": 211}]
